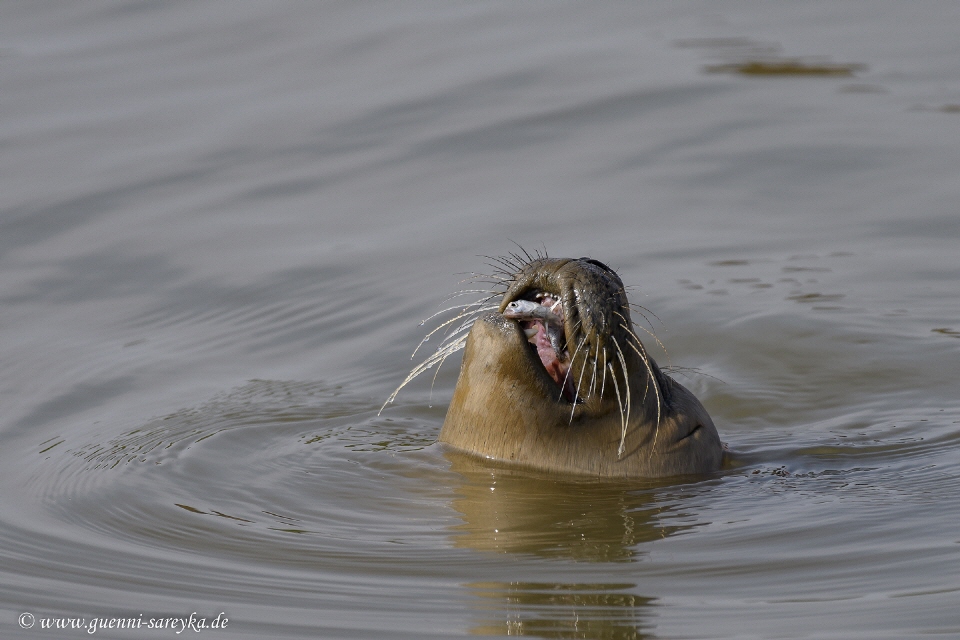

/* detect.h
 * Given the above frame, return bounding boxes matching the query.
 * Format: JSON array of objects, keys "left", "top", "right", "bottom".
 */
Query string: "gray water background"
[{"left": 1, "top": 2, "right": 959, "bottom": 638}]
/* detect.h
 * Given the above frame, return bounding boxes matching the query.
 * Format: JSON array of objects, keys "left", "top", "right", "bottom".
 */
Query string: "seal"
[{"left": 384, "top": 252, "right": 723, "bottom": 478}]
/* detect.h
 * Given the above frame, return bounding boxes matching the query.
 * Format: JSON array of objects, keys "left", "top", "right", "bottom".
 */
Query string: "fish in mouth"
[
  {"left": 501, "top": 295, "right": 572, "bottom": 399},
  {"left": 383, "top": 250, "right": 723, "bottom": 478}
]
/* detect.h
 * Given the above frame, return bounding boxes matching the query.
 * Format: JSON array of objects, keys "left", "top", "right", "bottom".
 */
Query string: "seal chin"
[
  {"left": 452, "top": 312, "right": 578, "bottom": 419},
  {"left": 449, "top": 309, "right": 632, "bottom": 433},
  {"left": 439, "top": 312, "right": 595, "bottom": 472}
]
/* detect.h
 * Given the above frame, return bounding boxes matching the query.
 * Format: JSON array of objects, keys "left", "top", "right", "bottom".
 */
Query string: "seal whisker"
[
  {"left": 634, "top": 323, "right": 669, "bottom": 362},
  {"left": 508, "top": 240, "right": 538, "bottom": 266},
  {"left": 440, "top": 289, "right": 500, "bottom": 303},
  {"left": 460, "top": 280, "right": 508, "bottom": 291},
  {"left": 476, "top": 267, "right": 515, "bottom": 284},
  {"left": 570, "top": 342, "right": 591, "bottom": 422},
  {"left": 485, "top": 266, "right": 518, "bottom": 282},
  {"left": 445, "top": 301, "right": 500, "bottom": 335},
  {"left": 616, "top": 320, "right": 664, "bottom": 429},
  {"left": 614, "top": 310, "right": 669, "bottom": 363},
  {"left": 432, "top": 308, "right": 497, "bottom": 355},
  {"left": 606, "top": 361, "right": 627, "bottom": 458},
  {"left": 481, "top": 253, "right": 517, "bottom": 271},
  {"left": 622, "top": 336, "right": 663, "bottom": 454},
  {"left": 463, "top": 275, "right": 510, "bottom": 286},
  {"left": 600, "top": 348, "right": 608, "bottom": 399},
  {"left": 413, "top": 303, "right": 498, "bottom": 358},
  {"left": 620, "top": 323, "right": 649, "bottom": 361},
  {"left": 560, "top": 333, "right": 589, "bottom": 408},
  {"left": 661, "top": 365, "right": 725, "bottom": 383},
  {"left": 565, "top": 317, "right": 584, "bottom": 362},
  {"left": 482, "top": 253, "right": 527, "bottom": 278},
  {"left": 447, "top": 299, "right": 503, "bottom": 336},
  {"left": 455, "top": 271, "right": 509, "bottom": 284},
  {"left": 615, "top": 320, "right": 652, "bottom": 368},
  {"left": 428, "top": 339, "right": 465, "bottom": 404},
  {"left": 588, "top": 349, "right": 598, "bottom": 400},
  {"left": 479, "top": 262, "right": 519, "bottom": 283},
  {"left": 409, "top": 335, "right": 468, "bottom": 382},
  {"left": 505, "top": 252, "right": 526, "bottom": 270},
  {"left": 507, "top": 250, "right": 530, "bottom": 269},
  {"left": 419, "top": 296, "right": 496, "bottom": 328},
  {"left": 380, "top": 333, "right": 469, "bottom": 414},
  {"left": 626, "top": 302, "right": 664, "bottom": 330},
  {"left": 612, "top": 336, "right": 632, "bottom": 458}
]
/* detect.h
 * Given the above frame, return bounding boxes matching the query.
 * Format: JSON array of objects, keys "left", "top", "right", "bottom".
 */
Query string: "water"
[{"left": 1, "top": 2, "right": 959, "bottom": 638}]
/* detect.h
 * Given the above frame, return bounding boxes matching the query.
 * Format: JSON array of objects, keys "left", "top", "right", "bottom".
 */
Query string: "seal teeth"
[{"left": 523, "top": 327, "right": 538, "bottom": 339}]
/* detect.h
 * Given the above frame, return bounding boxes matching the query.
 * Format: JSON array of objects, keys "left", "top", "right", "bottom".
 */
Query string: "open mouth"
[
  {"left": 380, "top": 254, "right": 640, "bottom": 420},
  {"left": 502, "top": 290, "right": 578, "bottom": 401}
]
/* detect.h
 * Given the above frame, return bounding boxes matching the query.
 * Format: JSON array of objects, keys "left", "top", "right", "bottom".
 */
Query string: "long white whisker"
[
  {"left": 413, "top": 308, "right": 482, "bottom": 355},
  {"left": 457, "top": 273, "right": 508, "bottom": 286},
  {"left": 588, "top": 347, "right": 598, "bottom": 400},
  {"left": 570, "top": 342, "right": 590, "bottom": 423},
  {"left": 600, "top": 348, "right": 608, "bottom": 398},
  {"left": 618, "top": 322, "right": 650, "bottom": 405},
  {"left": 412, "top": 303, "right": 498, "bottom": 357},
  {"left": 380, "top": 335, "right": 469, "bottom": 414},
  {"left": 623, "top": 336, "right": 663, "bottom": 454},
  {"left": 419, "top": 296, "right": 495, "bottom": 328},
  {"left": 612, "top": 337, "right": 631, "bottom": 458},
  {"left": 627, "top": 302, "right": 664, "bottom": 329},
  {"left": 446, "top": 302, "right": 500, "bottom": 340},
  {"left": 607, "top": 361, "right": 626, "bottom": 457},
  {"left": 439, "top": 289, "right": 499, "bottom": 304},
  {"left": 428, "top": 344, "right": 461, "bottom": 406},
  {"left": 615, "top": 310, "right": 669, "bottom": 365},
  {"left": 560, "top": 333, "right": 589, "bottom": 406}
]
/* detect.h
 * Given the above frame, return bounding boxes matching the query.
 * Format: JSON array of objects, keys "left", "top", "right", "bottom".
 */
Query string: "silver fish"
[{"left": 502, "top": 299, "right": 567, "bottom": 359}]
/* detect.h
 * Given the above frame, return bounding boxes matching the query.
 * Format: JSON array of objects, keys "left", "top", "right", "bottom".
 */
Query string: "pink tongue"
[{"left": 531, "top": 321, "right": 574, "bottom": 399}]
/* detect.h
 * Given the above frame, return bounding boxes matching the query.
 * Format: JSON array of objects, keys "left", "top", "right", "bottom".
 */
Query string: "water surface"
[{"left": 1, "top": 2, "right": 959, "bottom": 638}]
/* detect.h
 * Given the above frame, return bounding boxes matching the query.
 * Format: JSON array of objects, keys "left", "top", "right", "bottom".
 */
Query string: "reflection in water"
[
  {"left": 445, "top": 452, "right": 691, "bottom": 561},
  {"left": 468, "top": 581, "right": 655, "bottom": 639},
  {"left": 446, "top": 453, "right": 698, "bottom": 637}
]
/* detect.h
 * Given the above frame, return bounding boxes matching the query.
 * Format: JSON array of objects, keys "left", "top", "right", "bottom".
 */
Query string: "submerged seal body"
[{"left": 437, "top": 256, "right": 722, "bottom": 478}]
